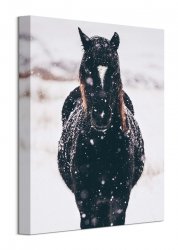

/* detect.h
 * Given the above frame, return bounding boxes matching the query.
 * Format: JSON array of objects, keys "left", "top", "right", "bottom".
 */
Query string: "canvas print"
[{"left": 18, "top": 16, "right": 164, "bottom": 234}]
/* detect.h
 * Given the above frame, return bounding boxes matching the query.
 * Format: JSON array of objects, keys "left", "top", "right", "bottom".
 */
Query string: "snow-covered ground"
[{"left": 19, "top": 16, "right": 164, "bottom": 234}]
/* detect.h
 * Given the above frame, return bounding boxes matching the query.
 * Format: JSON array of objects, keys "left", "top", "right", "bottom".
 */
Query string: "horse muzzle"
[{"left": 91, "top": 105, "right": 112, "bottom": 131}]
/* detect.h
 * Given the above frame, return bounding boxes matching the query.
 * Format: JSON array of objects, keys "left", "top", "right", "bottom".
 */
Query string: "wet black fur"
[{"left": 58, "top": 28, "right": 145, "bottom": 229}]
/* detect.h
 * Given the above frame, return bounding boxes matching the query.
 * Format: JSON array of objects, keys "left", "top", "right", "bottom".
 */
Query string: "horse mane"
[
  {"left": 80, "top": 83, "right": 87, "bottom": 112},
  {"left": 119, "top": 87, "right": 127, "bottom": 132}
]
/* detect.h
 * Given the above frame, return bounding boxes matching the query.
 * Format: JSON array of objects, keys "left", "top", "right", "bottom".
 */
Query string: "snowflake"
[
  {"left": 90, "top": 139, "right": 94, "bottom": 145},
  {"left": 86, "top": 77, "right": 93, "bottom": 86},
  {"left": 116, "top": 209, "right": 123, "bottom": 214},
  {"left": 100, "top": 111, "right": 105, "bottom": 118}
]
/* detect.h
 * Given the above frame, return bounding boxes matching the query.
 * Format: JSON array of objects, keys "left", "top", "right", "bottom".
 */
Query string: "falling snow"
[
  {"left": 86, "top": 77, "right": 93, "bottom": 86},
  {"left": 90, "top": 139, "right": 94, "bottom": 145},
  {"left": 100, "top": 111, "right": 105, "bottom": 118}
]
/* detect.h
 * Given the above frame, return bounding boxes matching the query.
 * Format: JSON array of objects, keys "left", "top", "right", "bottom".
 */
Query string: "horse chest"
[{"left": 73, "top": 130, "right": 133, "bottom": 186}]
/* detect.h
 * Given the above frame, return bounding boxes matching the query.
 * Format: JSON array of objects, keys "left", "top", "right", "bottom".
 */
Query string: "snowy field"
[{"left": 19, "top": 17, "right": 164, "bottom": 234}]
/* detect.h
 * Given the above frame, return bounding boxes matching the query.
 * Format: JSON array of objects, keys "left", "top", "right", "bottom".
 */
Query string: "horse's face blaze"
[{"left": 79, "top": 28, "right": 121, "bottom": 130}]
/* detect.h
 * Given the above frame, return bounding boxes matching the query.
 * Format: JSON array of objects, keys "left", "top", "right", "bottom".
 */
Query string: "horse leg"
[
  {"left": 78, "top": 198, "right": 129, "bottom": 229},
  {"left": 76, "top": 197, "right": 111, "bottom": 229},
  {"left": 109, "top": 197, "right": 130, "bottom": 226}
]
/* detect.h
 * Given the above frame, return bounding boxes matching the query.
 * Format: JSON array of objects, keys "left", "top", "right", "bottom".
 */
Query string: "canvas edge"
[{"left": 18, "top": 16, "right": 31, "bottom": 235}]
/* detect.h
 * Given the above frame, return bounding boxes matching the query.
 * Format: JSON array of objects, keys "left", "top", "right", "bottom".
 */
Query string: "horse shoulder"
[
  {"left": 62, "top": 86, "right": 81, "bottom": 125},
  {"left": 126, "top": 109, "right": 145, "bottom": 186}
]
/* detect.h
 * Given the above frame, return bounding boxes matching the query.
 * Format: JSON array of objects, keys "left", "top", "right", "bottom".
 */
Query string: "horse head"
[{"left": 78, "top": 28, "right": 126, "bottom": 131}]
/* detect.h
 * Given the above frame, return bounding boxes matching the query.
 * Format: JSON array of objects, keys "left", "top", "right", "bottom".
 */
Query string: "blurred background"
[{"left": 19, "top": 16, "right": 164, "bottom": 234}]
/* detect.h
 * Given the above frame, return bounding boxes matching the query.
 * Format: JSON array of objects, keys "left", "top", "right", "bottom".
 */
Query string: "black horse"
[{"left": 58, "top": 28, "right": 145, "bottom": 229}]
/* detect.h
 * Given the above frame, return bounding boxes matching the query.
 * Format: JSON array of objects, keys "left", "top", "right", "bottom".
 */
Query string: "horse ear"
[
  {"left": 110, "top": 32, "right": 120, "bottom": 50},
  {"left": 78, "top": 27, "right": 91, "bottom": 50}
]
